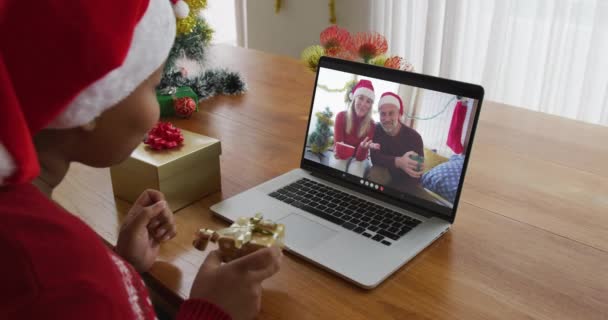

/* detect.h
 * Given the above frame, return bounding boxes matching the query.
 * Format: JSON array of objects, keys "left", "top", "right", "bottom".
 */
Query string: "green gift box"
[{"left": 156, "top": 86, "right": 199, "bottom": 117}]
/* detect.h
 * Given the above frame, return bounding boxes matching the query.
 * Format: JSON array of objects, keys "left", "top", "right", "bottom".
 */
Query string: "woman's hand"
[
  {"left": 359, "top": 137, "right": 374, "bottom": 149},
  {"left": 190, "top": 247, "right": 283, "bottom": 320},
  {"left": 115, "top": 189, "right": 177, "bottom": 272},
  {"left": 360, "top": 137, "right": 381, "bottom": 150},
  {"left": 369, "top": 142, "right": 381, "bottom": 150},
  {"left": 359, "top": 137, "right": 371, "bottom": 149}
]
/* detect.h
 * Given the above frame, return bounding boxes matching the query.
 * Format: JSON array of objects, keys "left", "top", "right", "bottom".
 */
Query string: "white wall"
[
  {"left": 202, "top": 0, "right": 237, "bottom": 46},
  {"left": 244, "top": 0, "right": 372, "bottom": 58}
]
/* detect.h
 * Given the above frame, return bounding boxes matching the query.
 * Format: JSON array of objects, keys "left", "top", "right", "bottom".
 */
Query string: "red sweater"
[
  {"left": 333, "top": 111, "right": 375, "bottom": 161},
  {"left": 0, "top": 183, "right": 230, "bottom": 320}
]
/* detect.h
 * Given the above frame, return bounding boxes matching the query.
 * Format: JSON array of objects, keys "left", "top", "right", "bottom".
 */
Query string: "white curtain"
[{"left": 370, "top": 0, "right": 608, "bottom": 126}]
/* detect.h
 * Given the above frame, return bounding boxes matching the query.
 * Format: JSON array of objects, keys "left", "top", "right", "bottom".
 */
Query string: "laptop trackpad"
[{"left": 279, "top": 214, "right": 337, "bottom": 250}]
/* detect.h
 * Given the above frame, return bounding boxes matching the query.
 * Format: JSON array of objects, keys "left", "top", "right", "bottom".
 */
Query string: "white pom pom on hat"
[{"left": 172, "top": 0, "right": 190, "bottom": 18}]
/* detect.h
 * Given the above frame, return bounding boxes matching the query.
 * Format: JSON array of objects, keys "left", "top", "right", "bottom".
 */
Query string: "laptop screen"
[{"left": 302, "top": 58, "right": 483, "bottom": 219}]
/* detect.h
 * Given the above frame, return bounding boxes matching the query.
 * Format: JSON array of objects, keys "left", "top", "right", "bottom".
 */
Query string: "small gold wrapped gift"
[{"left": 193, "top": 213, "right": 285, "bottom": 262}]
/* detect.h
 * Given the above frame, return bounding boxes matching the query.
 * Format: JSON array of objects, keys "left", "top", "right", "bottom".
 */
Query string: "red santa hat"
[
  {"left": 349, "top": 79, "right": 375, "bottom": 102},
  {"left": 0, "top": 0, "right": 176, "bottom": 185},
  {"left": 378, "top": 92, "right": 404, "bottom": 115}
]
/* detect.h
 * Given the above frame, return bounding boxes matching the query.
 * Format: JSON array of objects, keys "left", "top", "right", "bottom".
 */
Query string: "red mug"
[{"left": 335, "top": 142, "right": 355, "bottom": 159}]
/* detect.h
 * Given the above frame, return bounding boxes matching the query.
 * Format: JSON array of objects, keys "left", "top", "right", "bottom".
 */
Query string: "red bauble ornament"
[
  {"left": 144, "top": 122, "right": 184, "bottom": 150},
  {"left": 174, "top": 97, "right": 196, "bottom": 118}
]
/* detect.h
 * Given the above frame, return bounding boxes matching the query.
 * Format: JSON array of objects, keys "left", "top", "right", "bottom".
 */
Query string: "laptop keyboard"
[{"left": 269, "top": 178, "right": 422, "bottom": 246}]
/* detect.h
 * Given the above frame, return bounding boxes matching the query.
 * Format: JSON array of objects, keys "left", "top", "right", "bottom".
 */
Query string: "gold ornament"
[
  {"left": 329, "top": 0, "right": 336, "bottom": 24},
  {"left": 184, "top": 0, "right": 207, "bottom": 11},
  {"left": 275, "top": 0, "right": 281, "bottom": 13}
]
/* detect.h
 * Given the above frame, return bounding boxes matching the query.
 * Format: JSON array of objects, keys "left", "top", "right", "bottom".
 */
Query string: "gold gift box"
[
  {"left": 193, "top": 214, "right": 285, "bottom": 262},
  {"left": 110, "top": 129, "right": 221, "bottom": 212}
]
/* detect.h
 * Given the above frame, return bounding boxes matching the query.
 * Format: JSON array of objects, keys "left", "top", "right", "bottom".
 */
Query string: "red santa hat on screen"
[
  {"left": 349, "top": 79, "right": 375, "bottom": 102},
  {"left": 0, "top": 0, "right": 176, "bottom": 185},
  {"left": 378, "top": 92, "right": 404, "bottom": 115}
]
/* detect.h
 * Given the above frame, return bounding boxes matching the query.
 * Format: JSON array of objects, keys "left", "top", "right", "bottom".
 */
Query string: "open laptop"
[{"left": 211, "top": 56, "right": 484, "bottom": 288}]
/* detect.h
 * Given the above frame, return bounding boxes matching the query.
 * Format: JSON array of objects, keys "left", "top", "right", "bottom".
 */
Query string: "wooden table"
[{"left": 55, "top": 45, "right": 608, "bottom": 319}]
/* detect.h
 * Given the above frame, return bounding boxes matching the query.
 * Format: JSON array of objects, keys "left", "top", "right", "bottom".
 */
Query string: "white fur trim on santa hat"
[
  {"left": 48, "top": 0, "right": 176, "bottom": 129},
  {"left": 351, "top": 87, "right": 375, "bottom": 101},
  {"left": 0, "top": 144, "right": 16, "bottom": 185},
  {"left": 378, "top": 94, "right": 401, "bottom": 110}
]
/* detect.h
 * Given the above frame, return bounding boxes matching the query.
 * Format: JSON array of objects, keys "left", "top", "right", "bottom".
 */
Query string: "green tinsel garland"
[
  {"left": 160, "top": 15, "right": 247, "bottom": 102},
  {"left": 159, "top": 69, "right": 247, "bottom": 101},
  {"left": 164, "top": 17, "right": 214, "bottom": 74}
]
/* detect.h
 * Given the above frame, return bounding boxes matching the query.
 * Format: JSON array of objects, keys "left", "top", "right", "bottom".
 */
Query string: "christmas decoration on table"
[
  {"left": 301, "top": 25, "right": 414, "bottom": 72},
  {"left": 173, "top": 96, "right": 197, "bottom": 118},
  {"left": 159, "top": 68, "right": 247, "bottom": 101},
  {"left": 157, "top": 86, "right": 199, "bottom": 117},
  {"left": 159, "top": 0, "right": 247, "bottom": 111},
  {"left": 144, "top": 121, "right": 184, "bottom": 150},
  {"left": 193, "top": 213, "right": 285, "bottom": 262},
  {"left": 307, "top": 107, "right": 334, "bottom": 156}
]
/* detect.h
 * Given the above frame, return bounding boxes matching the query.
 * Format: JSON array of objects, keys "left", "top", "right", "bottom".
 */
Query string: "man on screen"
[{"left": 370, "top": 92, "right": 425, "bottom": 192}]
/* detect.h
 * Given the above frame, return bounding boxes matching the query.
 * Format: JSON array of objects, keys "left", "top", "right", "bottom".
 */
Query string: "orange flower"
[
  {"left": 320, "top": 25, "right": 353, "bottom": 57},
  {"left": 384, "top": 56, "right": 415, "bottom": 71},
  {"left": 383, "top": 56, "right": 403, "bottom": 69},
  {"left": 352, "top": 32, "right": 388, "bottom": 63}
]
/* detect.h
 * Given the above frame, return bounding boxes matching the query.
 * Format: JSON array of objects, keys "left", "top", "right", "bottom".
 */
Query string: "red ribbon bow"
[{"left": 144, "top": 122, "right": 184, "bottom": 150}]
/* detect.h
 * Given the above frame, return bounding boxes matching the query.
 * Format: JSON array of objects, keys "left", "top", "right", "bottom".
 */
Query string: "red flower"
[
  {"left": 332, "top": 49, "right": 357, "bottom": 61},
  {"left": 352, "top": 32, "right": 388, "bottom": 63},
  {"left": 320, "top": 25, "right": 353, "bottom": 57},
  {"left": 144, "top": 122, "right": 184, "bottom": 150}
]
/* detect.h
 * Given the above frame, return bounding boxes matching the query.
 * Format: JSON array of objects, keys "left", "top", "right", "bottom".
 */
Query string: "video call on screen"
[{"left": 304, "top": 67, "right": 479, "bottom": 212}]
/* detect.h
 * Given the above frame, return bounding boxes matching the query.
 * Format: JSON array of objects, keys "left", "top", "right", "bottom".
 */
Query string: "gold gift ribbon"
[{"left": 214, "top": 213, "right": 277, "bottom": 249}]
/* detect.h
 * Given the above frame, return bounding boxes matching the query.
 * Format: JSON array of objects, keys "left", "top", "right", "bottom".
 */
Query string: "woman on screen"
[{"left": 331, "top": 79, "right": 379, "bottom": 177}]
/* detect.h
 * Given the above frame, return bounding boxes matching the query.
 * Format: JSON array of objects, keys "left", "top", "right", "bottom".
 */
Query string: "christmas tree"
[
  {"left": 160, "top": 0, "right": 246, "bottom": 101},
  {"left": 308, "top": 107, "right": 334, "bottom": 156}
]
